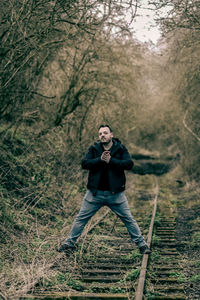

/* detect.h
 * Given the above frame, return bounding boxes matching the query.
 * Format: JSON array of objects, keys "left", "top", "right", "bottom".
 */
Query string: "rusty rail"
[{"left": 135, "top": 177, "right": 158, "bottom": 300}]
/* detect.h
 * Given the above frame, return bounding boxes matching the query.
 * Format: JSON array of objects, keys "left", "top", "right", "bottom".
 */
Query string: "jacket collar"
[{"left": 93, "top": 138, "right": 121, "bottom": 155}]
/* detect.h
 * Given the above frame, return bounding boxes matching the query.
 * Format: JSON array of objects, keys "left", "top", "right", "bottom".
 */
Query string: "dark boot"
[
  {"left": 57, "top": 243, "right": 76, "bottom": 254},
  {"left": 139, "top": 245, "right": 151, "bottom": 254}
]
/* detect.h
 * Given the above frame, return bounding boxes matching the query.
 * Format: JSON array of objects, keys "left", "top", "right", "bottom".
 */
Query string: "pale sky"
[{"left": 132, "top": 0, "right": 165, "bottom": 45}]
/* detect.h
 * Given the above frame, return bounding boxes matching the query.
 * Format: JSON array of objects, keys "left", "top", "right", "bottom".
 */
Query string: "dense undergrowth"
[{"left": 0, "top": 127, "right": 86, "bottom": 299}]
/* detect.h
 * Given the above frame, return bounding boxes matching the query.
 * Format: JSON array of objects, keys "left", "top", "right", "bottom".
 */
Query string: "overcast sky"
[{"left": 132, "top": 0, "right": 164, "bottom": 45}]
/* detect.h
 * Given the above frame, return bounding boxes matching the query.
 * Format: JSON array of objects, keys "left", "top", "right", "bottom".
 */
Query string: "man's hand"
[{"left": 101, "top": 151, "right": 111, "bottom": 164}]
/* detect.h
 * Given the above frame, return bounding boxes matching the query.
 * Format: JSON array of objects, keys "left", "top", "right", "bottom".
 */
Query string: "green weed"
[
  {"left": 125, "top": 267, "right": 140, "bottom": 281},
  {"left": 122, "top": 249, "right": 141, "bottom": 260},
  {"left": 150, "top": 250, "right": 160, "bottom": 261},
  {"left": 195, "top": 261, "right": 200, "bottom": 267},
  {"left": 67, "top": 278, "right": 85, "bottom": 291},
  {"left": 152, "top": 234, "right": 161, "bottom": 246},
  {"left": 145, "top": 291, "right": 162, "bottom": 299},
  {"left": 169, "top": 272, "right": 187, "bottom": 283},
  {"left": 190, "top": 274, "right": 200, "bottom": 283},
  {"left": 191, "top": 232, "right": 200, "bottom": 247},
  {"left": 109, "top": 286, "right": 124, "bottom": 293},
  {"left": 154, "top": 214, "right": 161, "bottom": 227}
]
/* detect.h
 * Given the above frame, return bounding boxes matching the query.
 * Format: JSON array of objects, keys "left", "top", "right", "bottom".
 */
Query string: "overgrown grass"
[
  {"left": 125, "top": 267, "right": 140, "bottom": 281},
  {"left": 191, "top": 232, "right": 200, "bottom": 248},
  {"left": 190, "top": 274, "right": 200, "bottom": 283},
  {"left": 0, "top": 128, "right": 84, "bottom": 298}
]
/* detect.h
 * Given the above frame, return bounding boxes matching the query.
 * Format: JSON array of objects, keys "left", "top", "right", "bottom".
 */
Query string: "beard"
[{"left": 100, "top": 137, "right": 112, "bottom": 145}]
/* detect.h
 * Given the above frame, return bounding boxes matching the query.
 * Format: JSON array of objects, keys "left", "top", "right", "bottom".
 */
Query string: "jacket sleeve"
[
  {"left": 109, "top": 146, "right": 134, "bottom": 170},
  {"left": 81, "top": 146, "right": 102, "bottom": 170}
]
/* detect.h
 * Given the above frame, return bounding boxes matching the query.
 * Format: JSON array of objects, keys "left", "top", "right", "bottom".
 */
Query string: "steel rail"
[{"left": 135, "top": 177, "right": 159, "bottom": 300}]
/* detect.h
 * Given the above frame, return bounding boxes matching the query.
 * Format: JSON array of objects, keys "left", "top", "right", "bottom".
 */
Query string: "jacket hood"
[{"left": 93, "top": 138, "right": 122, "bottom": 154}]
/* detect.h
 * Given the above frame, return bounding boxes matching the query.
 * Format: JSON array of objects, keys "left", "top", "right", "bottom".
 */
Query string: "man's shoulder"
[
  {"left": 93, "top": 141, "right": 102, "bottom": 148},
  {"left": 88, "top": 142, "right": 102, "bottom": 152},
  {"left": 113, "top": 138, "right": 126, "bottom": 150}
]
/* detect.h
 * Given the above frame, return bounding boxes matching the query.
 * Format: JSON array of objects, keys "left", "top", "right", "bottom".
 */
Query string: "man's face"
[{"left": 98, "top": 127, "right": 113, "bottom": 145}]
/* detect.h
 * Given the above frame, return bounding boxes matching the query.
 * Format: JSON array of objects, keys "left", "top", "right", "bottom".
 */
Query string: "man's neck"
[{"left": 103, "top": 140, "right": 113, "bottom": 151}]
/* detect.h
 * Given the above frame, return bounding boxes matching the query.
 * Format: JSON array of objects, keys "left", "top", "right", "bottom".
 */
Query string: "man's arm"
[
  {"left": 81, "top": 146, "right": 102, "bottom": 170},
  {"left": 109, "top": 146, "right": 134, "bottom": 170}
]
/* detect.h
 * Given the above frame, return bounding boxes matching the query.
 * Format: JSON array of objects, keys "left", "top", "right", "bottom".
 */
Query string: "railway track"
[
  {"left": 144, "top": 180, "right": 186, "bottom": 300},
  {"left": 27, "top": 169, "right": 186, "bottom": 299}
]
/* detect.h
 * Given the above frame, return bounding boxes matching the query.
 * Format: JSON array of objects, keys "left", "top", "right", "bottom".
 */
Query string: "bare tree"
[
  {"left": 0, "top": 0, "right": 139, "bottom": 134},
  {"left": 151, "top": 0, "right": 200, "bottom": 179}
]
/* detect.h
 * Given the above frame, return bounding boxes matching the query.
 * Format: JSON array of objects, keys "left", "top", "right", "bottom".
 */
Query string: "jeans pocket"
[
  {"left": 84, "top": 190, "right": 94, "bottom": 202},
  {"left": 114, "top": 192, "right": 127, "bottom": 204}
]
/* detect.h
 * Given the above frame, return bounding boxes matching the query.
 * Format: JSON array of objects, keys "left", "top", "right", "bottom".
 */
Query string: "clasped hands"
[{"left": 101, "top": 151, "right": 111, "bottom": 164}]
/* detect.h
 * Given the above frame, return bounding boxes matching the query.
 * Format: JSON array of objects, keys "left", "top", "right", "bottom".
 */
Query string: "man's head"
[{"left": 98, "top": 124, "right": 113, "bottom": 146}]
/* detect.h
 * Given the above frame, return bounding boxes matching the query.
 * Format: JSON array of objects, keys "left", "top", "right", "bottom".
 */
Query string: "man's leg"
[
  {"left": 108, "top": 192, "right": 148, "bottom": 249},
  {"left": 63, "top": 190, "right": 102, "bottom": 247}
]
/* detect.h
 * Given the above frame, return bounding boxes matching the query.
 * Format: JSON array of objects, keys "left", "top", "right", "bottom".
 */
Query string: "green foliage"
[
  {"left": 191, "top": 232, "right": 200, "bottom": 248},
  {"left": 67, "top": 278, "right": 85, "bottom": 291},
  {"left": 109, "top": 286, "right": 125, "bottom": 293},
  {"left": 150, "top": 250, "right": 160, "bottom": 262},
  {"left": 154, "top": 214, "right": 162, "bottom": 227},
  {"left": 145, "top": 291, "right": 162, "bottom": 299},
  {"left": 169, "top": 272, "right": 187, "bottom": 283},
  {"left": 196, "top": 261, "right": 200, "bottom": 267},
  {"left": 42, "top": 272, "right": 70, "bottom": 288},
  {"left": 0, "top": 186, "right": 16, "bottom": 236},
  {"left": 122, "top": 249, "right": 142, "bottom": 261},
  {"left": 191, "top": 274, "right": 200, "bottom": 283},
  {"left": 125, "top": 267, "right": 140, "bottom": 281},
  {"left": 37, "top": 273, "right": 84, "bottom": 291},
  {"left": 152, "top": 234, "right": 161, "bottom": 246}
]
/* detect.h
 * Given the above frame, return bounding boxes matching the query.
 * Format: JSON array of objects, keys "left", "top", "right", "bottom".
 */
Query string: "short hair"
[{"left": 98, "top": 124, "right": 113, "bottom": 132}]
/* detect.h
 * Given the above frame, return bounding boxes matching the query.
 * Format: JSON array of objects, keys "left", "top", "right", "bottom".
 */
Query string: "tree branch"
[{"left": 183, "top": 110, "right": 200, "bottom": 144}]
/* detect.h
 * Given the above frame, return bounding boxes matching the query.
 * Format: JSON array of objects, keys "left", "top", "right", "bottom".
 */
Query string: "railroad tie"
[{"left": 145, "top": 212, "right": 186, "bottom": 300}]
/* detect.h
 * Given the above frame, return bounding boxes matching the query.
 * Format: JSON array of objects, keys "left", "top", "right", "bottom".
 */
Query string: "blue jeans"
[{"left": 65, "top": 190, "right": 147, "bottom": 248}]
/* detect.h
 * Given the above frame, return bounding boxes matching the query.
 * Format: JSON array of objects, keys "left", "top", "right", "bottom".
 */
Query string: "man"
[{"left": 58, "top": 125, "right": 151, "bottom": 255}]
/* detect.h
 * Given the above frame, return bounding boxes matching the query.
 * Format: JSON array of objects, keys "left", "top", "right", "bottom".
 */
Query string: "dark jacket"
[{"left": 81, "top": 138, "right": 134, "bottom": 193}]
